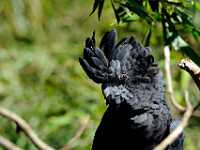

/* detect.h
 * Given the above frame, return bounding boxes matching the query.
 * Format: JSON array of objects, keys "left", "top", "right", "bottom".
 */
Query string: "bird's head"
[{"left": 79, "top": 29, "right": 160, "bottom": 105}]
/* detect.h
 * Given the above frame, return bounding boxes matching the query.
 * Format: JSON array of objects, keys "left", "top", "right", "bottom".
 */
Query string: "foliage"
[
  {"left": 90, "top": 0, "right": 200, "bottom": 65},
  {"left": 0, "top": 0, "right": 112, "bottom": 149},
  {"left": 89, "top": 0, "right": 200, "bottom": 150}
]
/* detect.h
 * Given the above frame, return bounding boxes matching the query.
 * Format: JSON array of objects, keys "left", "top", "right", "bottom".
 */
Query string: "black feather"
[
  {"left": 79, "top": 30, "right": 184, "bottom": 150},
  {"left": 85, "top": 38, "right": 94, "bottom": 48},
  {"left": 91, "top": 56, "right": 107, "bottom": 70},
  {"left": 92, "top": 31, "right": 96, "bottom": 47},
  {"left": 93, "top": 48, "right": 108, "bottom": 66},
  {"left": 83, "top": 47, "right": 95, "bottom": 59},
  {"left": 114, "top": 38, "right": 132, "bottom": 61},
  {"left": 79, "top": 58, "right": 107, "bottom": 83},
  {"left": 100, "top": 29, "right": 117, "bottom": 61}
]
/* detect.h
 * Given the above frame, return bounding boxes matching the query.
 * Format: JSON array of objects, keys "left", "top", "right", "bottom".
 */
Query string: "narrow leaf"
[
  {"left": 123, "top": 1, "right": 153, "bottom": 24},
  {"left": 143, "top": 27, "right": 152, "bottom": 46},
  {"left": 90, "top": 0, "right": 100, "bottom": 15},
  {"left": 149, "top": 0, "right": 159, "bottom": 12},
  {"left": 111, "top": 0, "right": 120, "bottom": 23},
  {"left": 98, "top": 0, "right": 105, "bottom": 19}
]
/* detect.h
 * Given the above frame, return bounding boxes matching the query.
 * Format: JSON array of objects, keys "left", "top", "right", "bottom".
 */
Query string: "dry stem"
[
  {"left": 60, "top": 115, "right": 90, "bottom": 150},
  {"left": 0, "top": 107, "right": 55, "bottom": 150},
  {"left": 154, "top": 91, "right": 193, "bottom": 150},
  {"left": 0, "top": 135, "right": 23, "bottom": 150},
  {"left": 164, "top": 46, "right": 200, "bottom": 117}
]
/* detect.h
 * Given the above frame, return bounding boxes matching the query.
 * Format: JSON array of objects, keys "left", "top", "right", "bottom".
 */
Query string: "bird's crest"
[
  {"left": 79, "top": 29, "right": 160, "bottom": 105},
  {"left": 79, "top": 29, "right": 159, "bottom": 84}
]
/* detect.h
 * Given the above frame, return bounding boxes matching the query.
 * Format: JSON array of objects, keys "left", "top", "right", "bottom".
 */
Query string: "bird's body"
[
  {"left": 79, "top": 30, "right": 184, "bottom": 150},
  {"left": 92, "top": 72, "right": 171, "bottom": 150}
]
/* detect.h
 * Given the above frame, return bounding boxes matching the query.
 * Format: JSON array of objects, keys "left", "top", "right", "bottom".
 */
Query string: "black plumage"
[{"left": 79, "top": 29, "right": 184, "bottom": 150}]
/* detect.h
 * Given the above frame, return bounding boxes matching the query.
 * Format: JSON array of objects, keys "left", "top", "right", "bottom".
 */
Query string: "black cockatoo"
[{"left": 79, "top": 30, "right": 184, "bottom": 150}]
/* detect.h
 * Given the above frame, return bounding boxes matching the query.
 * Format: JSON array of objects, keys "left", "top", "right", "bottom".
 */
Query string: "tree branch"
[
  {"left": 178, "top": 58, "right": 200, "bottom": 90},
  {"left": 164, "top": 46, "right": 200, "bottom": 117},
  {"left": 0, "top": 106, "right": 55, "bottom": 150},
  {"left": 60, "top": 115, "right": 90, "bottom": 150},
  {"left": 164, "top": 46, "right": 185, "bottom": 111},
  {"left": 154, "top": 48, "right": 200, "bottom": 150},
  {"left": 178, "top": 58, "right": 200, "bottom": 113},
  {"left": 0, "top": 135, "right": 23, "bottom": 150},
  {"left": 154, "top": 91, "right": 193, "bottom": 150}
]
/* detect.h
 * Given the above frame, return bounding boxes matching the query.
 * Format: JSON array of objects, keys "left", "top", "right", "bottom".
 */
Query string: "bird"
[{"left": 79, "top": 29, "right": 184, "bottom": 150}]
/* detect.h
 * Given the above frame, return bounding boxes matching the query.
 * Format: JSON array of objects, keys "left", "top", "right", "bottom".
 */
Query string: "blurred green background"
[{"left": 0, "top": 0, "right": 199, "bottom": 150}]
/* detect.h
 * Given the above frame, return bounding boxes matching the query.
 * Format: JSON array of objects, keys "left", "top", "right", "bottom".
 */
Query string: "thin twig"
[
  {"left": 178, "top": 58, "right": 200, "bottom": 114},
  {"left": 60, "top": 115, "right": 90, "bottom": 150},
  {"left": 164, "top": 46, "right": 200, "bottom": 117},
  {"left": 164, "top": 46, "right": 185, "bottom": 111},
  {"left": 155, "top": 48, "right": 200, "bottom": 150},
  {"left": 0, "top": 107, "right": 55, "bottom": 150},
  {"left": 194, "top": 101, "right": 200, "bottom": 112},
  {"left": 154, "top": 91, "right": 193, "bottom": 150},
  {"left": 0, "top": 135, "right": 23, "bottom": 150},
  {"left": 178, "top": 58, "right": 200, "bottom": 91}
]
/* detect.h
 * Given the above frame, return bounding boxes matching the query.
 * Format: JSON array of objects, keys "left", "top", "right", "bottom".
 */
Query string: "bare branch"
[
  {"left": 194, "top": 101, "right": 200, "bottom": 112},
  {"left": 178, "top": 58, "right": 200, "bottom": 113},
  {"left": 0, "top": 135, "right": 23, "bottom": 150},
  {"left": 0, "top": 107, "right": 55, "bottom": 150},
  {"left": 178, "top": 58, "right": 200, "bottom": 91},
  {"left": 60, "top": 115, "right": 90, "bottom": 150},
  {"left": 155, "top": 49, "right": 200, "bottom": 150},
  {"left": 164, "top": 46, "right": 185, "bottom": 111},
  {"left": 164, "top": 46, "right": 200, "bottom": 117},
  {"left": 154, "top": 91, "right": 193, "bottom": 150}
]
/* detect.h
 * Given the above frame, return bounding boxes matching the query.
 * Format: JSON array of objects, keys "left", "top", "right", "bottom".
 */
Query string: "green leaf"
[
  {"left": 161, "top": 8, "right": 179, "bottom": 45},
  {"left": 123, "top": 0, "right": 153, "bottom": 24},
  {"left": 171, "top": 8, "right": 200, "bottom": 41},
  {"left": 195, "top": 2, "right": 200, "bottom": 11},
  {"left": 149, "top": 0, "right": 159, "bottom": 12},
  {"left": 98, "top": 0, "right": 105, "bottom": 19},
  {"left": 143, "top": 26, "right": 152, "bottom": 46},
  {"left": 111, "top": 0, "right": 120, "bottom": 23},
  {"left": 171, "top": 34, "right": 200, "bottom": 66},
  {"left": 122, "top": 13, "right": 139, "bottom": 22},
  {"left": 90, "top": 0, "right": 105, "bottom": 19},
  {"left": 90, "top": 0, "right": 100, "bottom": 15}
]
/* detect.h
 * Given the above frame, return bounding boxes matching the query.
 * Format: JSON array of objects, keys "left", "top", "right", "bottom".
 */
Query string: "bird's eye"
[{"left": 119, "top": 73, "right": 128, "bottom": 81}]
